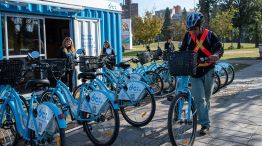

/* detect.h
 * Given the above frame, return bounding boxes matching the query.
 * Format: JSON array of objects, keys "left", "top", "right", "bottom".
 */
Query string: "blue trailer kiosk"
[{"left": 0, "top": 0, "right": 122, "bottom": 62}]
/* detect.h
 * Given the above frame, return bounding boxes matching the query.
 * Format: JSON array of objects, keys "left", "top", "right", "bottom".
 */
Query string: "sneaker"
[{"left": 199, "top": 126, "right": 209, "bottom": 135}]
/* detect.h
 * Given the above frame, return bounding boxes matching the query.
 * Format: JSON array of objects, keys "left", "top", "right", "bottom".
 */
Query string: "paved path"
[{"left": 66, "top": 60, "right": 262, "bottom": 146}]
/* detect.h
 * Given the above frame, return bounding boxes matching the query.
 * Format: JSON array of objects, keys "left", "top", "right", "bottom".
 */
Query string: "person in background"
[
  {"left": 164, "top": 36, "right": 175, "bottom": 53},
  {"left": 101, "top": 40, "right": 116, "bottom": 69},
  {"left": 56, "top": 37, "right": 76, "bottom": 92}
]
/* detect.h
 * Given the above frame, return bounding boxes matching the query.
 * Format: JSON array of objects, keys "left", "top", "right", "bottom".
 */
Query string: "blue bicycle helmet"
[{"left": 186, "top": 12, "right": 204, "bottom": 30}]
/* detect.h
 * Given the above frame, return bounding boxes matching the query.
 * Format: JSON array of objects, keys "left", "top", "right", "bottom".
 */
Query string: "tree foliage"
[
  {"left": 218, "top": 0, "right": 262, "bottom": 48},
  {"left": 132, "top": 12, "right": 163, "bottom": 45},
  {"left": 199, "top": 0, "right": 218, "bottom": 28},
  {"left": 173, "top": 21, "right": 187, "bottom": 41},
  {"left": 161, "top": 8, "right": 173, "bottom": 39},
  {"left": 210, "top": 8, "right": 237, "bottom": 46}
]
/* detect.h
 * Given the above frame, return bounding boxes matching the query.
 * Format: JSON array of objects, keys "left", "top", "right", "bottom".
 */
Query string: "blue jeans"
[{"left": 190, "top": 69, "right": 214, "bottom": 128}]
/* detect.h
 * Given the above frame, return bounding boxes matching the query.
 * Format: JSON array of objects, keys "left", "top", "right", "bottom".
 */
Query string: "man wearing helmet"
[{"left": 180, "top": 12, "right": 223, "bottom": 135}]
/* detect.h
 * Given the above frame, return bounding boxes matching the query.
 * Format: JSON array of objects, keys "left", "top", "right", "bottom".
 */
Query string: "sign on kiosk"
[{"left": 12, "top": 0, "right": 122, "bottom": 11}]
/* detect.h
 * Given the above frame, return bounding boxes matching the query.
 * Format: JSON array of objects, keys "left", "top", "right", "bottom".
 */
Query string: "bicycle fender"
[
  {"left": 49, "top": 88, "right": 68, "bottom": 105},
  {"left": 41, "top": 102, "right": 67, "bottom": 128},
  {"left": 102, "top": 90, "right": 119, "bottom": 109}
]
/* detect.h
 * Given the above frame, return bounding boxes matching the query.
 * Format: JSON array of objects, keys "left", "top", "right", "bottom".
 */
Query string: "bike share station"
[{"left": 0, "top": 0, "right": 122, "bottom": 144}]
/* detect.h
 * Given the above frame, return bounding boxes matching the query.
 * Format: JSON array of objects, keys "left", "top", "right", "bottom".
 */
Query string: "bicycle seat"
[
  {"left": 25, "top": 79, "right": 50, "bottom": 90},
  {"left": 116, "top": 62, "right": 130, "bottom": 70},
  {"left": 78, "top": 72, "right": 96, "bottom": 80}
]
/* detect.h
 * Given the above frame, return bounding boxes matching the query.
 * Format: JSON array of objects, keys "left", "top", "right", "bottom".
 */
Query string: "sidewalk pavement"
[{"left": 66, "top": 59, "right": 262, "bottom": 146}]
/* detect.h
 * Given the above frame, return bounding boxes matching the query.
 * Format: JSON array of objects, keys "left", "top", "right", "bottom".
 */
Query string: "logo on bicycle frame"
[
  {"left": 90, "top": 94, "right": 103, "bottom": 105},
  {"left": 128, "top": 84, "right": 142, "bottom": 92}
]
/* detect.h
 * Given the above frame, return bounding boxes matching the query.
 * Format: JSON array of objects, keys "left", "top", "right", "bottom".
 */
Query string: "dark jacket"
[
  {"left": 179, "top": 30, "right": 223, "bottom": 78},
  {"left": 164, "top": 42, "right": 175, "bottom": 52},
  {"left": 102, "top": 47, "right": 115, "bottom": 56},
  {"left": 56, "top": 48, "right": 76, "bottom": 70}
]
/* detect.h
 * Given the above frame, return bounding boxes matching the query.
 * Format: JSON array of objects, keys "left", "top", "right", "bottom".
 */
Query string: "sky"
[{"left": 109, "top": 0, "right": 199, "bottom": 16}]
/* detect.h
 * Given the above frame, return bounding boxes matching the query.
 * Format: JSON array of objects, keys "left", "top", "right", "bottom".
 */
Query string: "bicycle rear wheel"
[
  {"left": 143, "top": 71, "right": 163, "bottom": 95},
  {"left": 39, "top": 118, "right": 66, "bottom": 146},
  {"left": 225, "top": 64, "right": 235, "bottom": 85},
  {"left": 1, "top": 104, "right": 16, "bottom": 145},
  {"left": 83, "top": 102, "right": 119, "bottom": 146},
  {"left": 167, "top": 93, "right": 197, "bottom": 146},
  {"left": 212, "top": 72, "right": 221, "bottom": 94},
  {"left": 95, "top": 73, "right": 115, "bottom": 91},
  {"left": 157, "top": 68, "right": 176, "bottom": 93},
  {"left": 120, "top": 89, "right": 156, "bottom": 127},
  {"left": 217, "top": 67, "right": 228, "bottom": 88}
]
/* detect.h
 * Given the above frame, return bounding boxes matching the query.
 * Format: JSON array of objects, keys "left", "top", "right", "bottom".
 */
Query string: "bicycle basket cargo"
[
  {"left": 168, "top": 51, "right": 198, "bottom": 76},
  {"left": 137, "top": 51, "right": 151, "bottom": 64},
  {"left": 41, "top": 59, "right": 67, "bottom": 79},
  {"left": 79, "top": 56, "right": 101, "bottom": 72},
  {"left": 163, "top": 50, "right": 172, "bottom": 61},
  {"left": 0, "top": 59, "right": 24, "bottom": 85},
  {"left": 152, "top": 49, "right": 162, "bottom": 60}
]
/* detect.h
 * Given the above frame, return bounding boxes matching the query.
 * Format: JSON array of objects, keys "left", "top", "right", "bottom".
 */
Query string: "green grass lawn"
[{"left": 124, "top": 42, "right": 260, "bottom": 60}]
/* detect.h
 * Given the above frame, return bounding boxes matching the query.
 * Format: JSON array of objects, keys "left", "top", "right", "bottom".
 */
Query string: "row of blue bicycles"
[{"left": 0, "top": 48, "right": 234, "bottom": 146}]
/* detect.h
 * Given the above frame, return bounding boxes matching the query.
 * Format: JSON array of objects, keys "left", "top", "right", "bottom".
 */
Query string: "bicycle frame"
[
  {"left": 98, "top": 69, "right": 154, "bottom": 107},
  {"left": 0, "top": 85, "right": 66, "bottom": 142},
  {"left": 174, "top": 76, "right": 194, "bottom": 121},
  {"left": 47, "top": 79, "right": 118, "bottom": 122}
]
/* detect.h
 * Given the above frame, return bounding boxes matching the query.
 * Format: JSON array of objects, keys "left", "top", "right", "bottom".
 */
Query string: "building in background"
[
  {"left": 155, "top": 5, "right": 194, "bottom": 21},
  {"left": 121, "top": 0, "right": 138, "bottom": 20},
  {"left": 155, "top": 9, "right": 166, "bottom": 18}
]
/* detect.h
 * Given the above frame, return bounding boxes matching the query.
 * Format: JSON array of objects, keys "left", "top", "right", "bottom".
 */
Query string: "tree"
[
  {"left": 132, "top": 12, "right": 162, "bottom": 45},
  {"left": 247, "top": 0, "right": 262, "bottom": 47},
  {"left": 210, "top": 8, "right": 237, "bottom": 47},
  {"left": 199, "top": 0, "right": 218, "bottom": 28},
  {"left": 219, "top": 0, "right": 261, "bottom": 48},
  {"left": 181, "top": 8, "right": 187, "bottom": 23},
  {"left": 173, "top": 20, "right": 187, "bottom": 41},
  {"left": 132, "top": 16, "right": 144, "bottom": 44},
  {"left": 161, "top": 8, "right": 173, "bottom": 40}
]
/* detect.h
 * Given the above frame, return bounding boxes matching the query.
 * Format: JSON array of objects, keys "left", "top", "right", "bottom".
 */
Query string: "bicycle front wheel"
[
  {"left": 167, "top": 93, "right": 197, "bottom": 146},
  {"left": 120, "top": 89, "right": 156, "bottom": 127},
  {"left": 39, "top": 118, "right": 66, "bottom": 146},
  {"left": 83, "top": 102, "right": 120, "bottom": 146}
]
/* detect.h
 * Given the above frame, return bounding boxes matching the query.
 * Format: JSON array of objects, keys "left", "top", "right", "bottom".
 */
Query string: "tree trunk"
[
  {"left": 255, "top": 23, "right": 260, "bottom": 48},
  {"left": 237, "top": 26, "right": 242, "bottom": 49}
]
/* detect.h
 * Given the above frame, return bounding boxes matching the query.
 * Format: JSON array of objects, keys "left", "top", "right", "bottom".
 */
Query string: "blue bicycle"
[
  {"left": 39, "top": 50, "right": 120, "bottom": 146},
  {"left": 167, "top": 76, "right": 197, "bottom": 146},
  {"left": 0, "top": 55, "right": 67, "bottom": 146}
]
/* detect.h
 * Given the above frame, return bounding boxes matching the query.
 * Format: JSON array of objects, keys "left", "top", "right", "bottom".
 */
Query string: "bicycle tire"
[
  {"left": 167, "top": 93, "right": 197, "bottom": 146},
  {"left": 72, "top": 84, "right": 93, "bottom": 101},
  {"left": 120, "top": 88, "right": 156, "bottom": 127},
  {"left": 95, "top": 73, "right": 115, "bottom": 91},
  {"left": 225, "top": 64, "right": 235, "bottom": 85},
  {"left": 83, "top": 102, "right": 120, "bottom": 146},
  {"left": 15, "top": 119, "right": 66, "bottom": 146},
  {"left": 218, "top": 66, "right": 229, "bottom": 88},
  {"left": 142, "top": 71, "right": 163, "bottom": 95},
  {"left": 212, "top": 72, "right": 221, "bottom": 94},
  {"left": 157, "top": 68, "right": 176, "bottom": 93}
]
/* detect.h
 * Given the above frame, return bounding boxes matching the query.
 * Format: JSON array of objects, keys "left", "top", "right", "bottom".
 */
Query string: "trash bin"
[{"left": 259, "top": 44, "right": 262, "bottom": 58}]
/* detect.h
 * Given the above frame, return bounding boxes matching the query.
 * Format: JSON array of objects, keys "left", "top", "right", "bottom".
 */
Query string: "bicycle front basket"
[
  {"left": 41, "top": 58, "right": 67, "bottom": 79},
  {"left": 168, "top": 51, "right": 198, "bottom": 76},
  {"left": 79, "top": 56, "right": 101, "bottom": 72},
  {"left": 0, "top": 59, "right": 24, "bottom": 85},
  {"left": 137, "top": 52, "right": 151, "bottom": 64}
]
